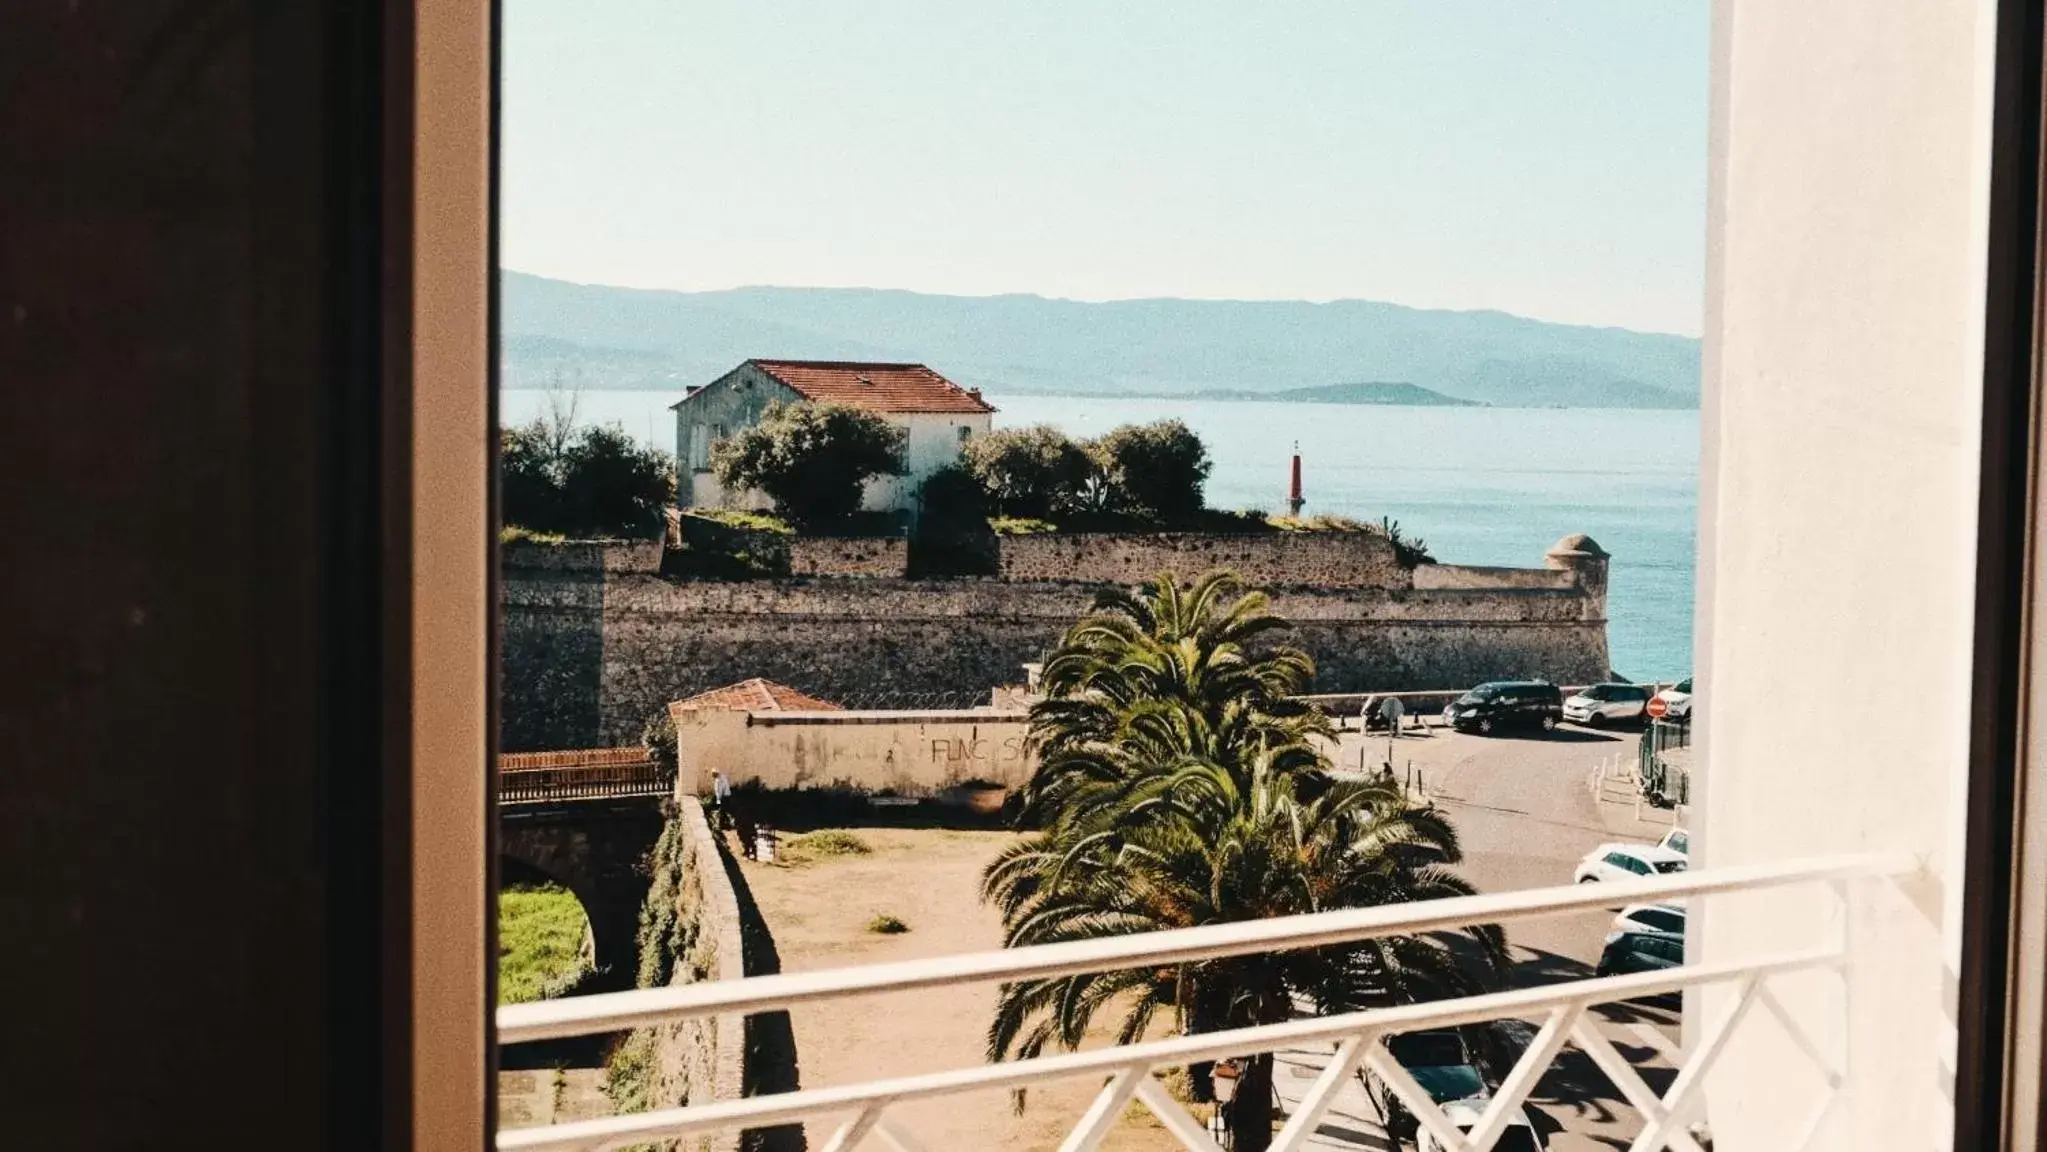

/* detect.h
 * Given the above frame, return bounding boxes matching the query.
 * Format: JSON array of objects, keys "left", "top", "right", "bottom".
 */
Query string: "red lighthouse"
[{"left": 1287, "top": 443, "right": 1305, "bottom": 517}]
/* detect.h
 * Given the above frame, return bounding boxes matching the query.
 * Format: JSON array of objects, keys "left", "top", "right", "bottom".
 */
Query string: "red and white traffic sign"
[{"left": 1646, "top": 695, "right": 1669, "bottom": 719}]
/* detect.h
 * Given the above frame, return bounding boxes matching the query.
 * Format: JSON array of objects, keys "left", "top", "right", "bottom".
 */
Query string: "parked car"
[
  {"left": 1659, "top": 827, "right": 1691, "bottom": 857},
  {"left": 1365, "top": 1029, "right": 1489, "bottom": 1140},
  {"left": 1598, "top": 929, "right": 1686, "bottom": 976},
  {"left": 1561, "top": 682, "right": 1651, "bottom": 727},
  {"left": 1442, "top": 681, "right": 1563, "bottom": 735},
  {"left": 1651, "top": 677, "right": 1694, "bottom": 720},
  {"left": 1418, "top": 1099, "right": 1550, "bottom": 1152},
  {"left": 1574, "top": 842, "right": 1689, "bottom": 884},
  {"left": 1611, "top": 900, "right": 1687, "bottom": 938}
]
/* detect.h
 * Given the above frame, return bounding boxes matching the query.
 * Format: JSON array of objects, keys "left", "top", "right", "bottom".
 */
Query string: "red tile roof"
[
  {"left": 675, "top": 678, "right": 845, "bottom": 713},
  {"left": 749, "top": 360, "right": 996, "bottom": 415}
]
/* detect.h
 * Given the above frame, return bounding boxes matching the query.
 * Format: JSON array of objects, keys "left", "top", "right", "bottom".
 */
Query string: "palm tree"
[
  {"left": 985, "top": 572, "right": 1507, "bottom": 1150},
  {"left": 985, "top": 757, "right": 1507, "bottom": 1150},
  {"left": 1019, "top": 571, "right": 1327, "bottom": 824}
]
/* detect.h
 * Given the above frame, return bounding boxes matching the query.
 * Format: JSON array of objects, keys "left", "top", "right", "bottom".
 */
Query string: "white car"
[
  {"left": 1574, "top": 842, "right": 1688, "bottom": 884},
  {"left": 1561, "top": 683, "right": 1651, "bottom": 727},
  {"left": 1417, "top": 1098, "right": 1549, "bottom": 1152},
  {"left": 1651, "top": 678, "right": 1694, "bottom": 720},
  {"left": 1610, "top": 900, "right": 1687, "bottom": 940},
  {"left": 1659, "top": 827, "right": 1691, "bottom": 857}
]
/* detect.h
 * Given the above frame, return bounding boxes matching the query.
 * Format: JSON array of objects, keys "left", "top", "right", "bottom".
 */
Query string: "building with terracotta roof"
[
  {"left": 672, "top": 359, "right": 997, "bottom": 515},
  {"left": 672, "top": 677, "right": 844, "bottom": 714}
]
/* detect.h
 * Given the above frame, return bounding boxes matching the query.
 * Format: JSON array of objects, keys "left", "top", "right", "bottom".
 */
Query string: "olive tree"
[
  {"left": 960, "top": 424, "right": 1096, "bottom": 518},
  {"left": 1092, "top": 419, "right": 1212, "bottom": 522},
  {"left": 501, "top": 420, "right": 673, "bottom": 539},
  {"left": 710, "top": 401, "right": 906, "bottom": 528},
  {"left": 558, "top": 424, "right": 675, "bottom": 537}
]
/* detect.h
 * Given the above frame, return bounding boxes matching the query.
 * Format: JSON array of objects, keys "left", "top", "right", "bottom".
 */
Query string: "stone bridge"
[{"left": 498, "top": 750, "right": 672, "bottom": 991}]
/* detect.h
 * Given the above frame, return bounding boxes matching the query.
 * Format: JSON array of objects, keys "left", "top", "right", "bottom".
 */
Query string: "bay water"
[{"left": 501, "top": 388, "right": 1698, "bottom": 682}]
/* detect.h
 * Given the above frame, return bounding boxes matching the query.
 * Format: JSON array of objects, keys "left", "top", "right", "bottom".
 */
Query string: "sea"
[{"left": 501, "top": 389, "right": 1699, "bottom": 682}]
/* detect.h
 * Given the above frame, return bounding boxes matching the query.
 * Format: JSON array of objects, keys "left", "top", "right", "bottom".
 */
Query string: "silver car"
[{"left": 1561, "top": 682, "right": 1651, "bottom": 727}]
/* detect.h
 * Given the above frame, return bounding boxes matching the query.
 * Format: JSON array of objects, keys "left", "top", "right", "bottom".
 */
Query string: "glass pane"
[{"left": 495, "top": 7, "right": 1712, "bottom": 1150}]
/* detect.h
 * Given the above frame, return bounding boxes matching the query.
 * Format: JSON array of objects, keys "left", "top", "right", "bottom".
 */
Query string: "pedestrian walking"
[{"left": 711, "top": 770, "right": 731, "bottom": 827}]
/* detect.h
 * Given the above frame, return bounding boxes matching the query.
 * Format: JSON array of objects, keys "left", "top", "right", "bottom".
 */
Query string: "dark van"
[
  {"left": 1443, "top": 681, "right": 1563, "bottom": 735},
  {"left": 1597, "top": 930, "right": 1685, "bottom": 977}
]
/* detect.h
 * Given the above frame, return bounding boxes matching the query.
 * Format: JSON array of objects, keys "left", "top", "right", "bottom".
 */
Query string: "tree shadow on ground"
[
  {"left": 1467, "top": 947, "right": 1682, "bottom": 1141},
  {"left": 1526, "top": 728, "right": 1628, "bottom": 744},
  {"left": 721, "top": 783, "right": 1020, "bottom": 834}
]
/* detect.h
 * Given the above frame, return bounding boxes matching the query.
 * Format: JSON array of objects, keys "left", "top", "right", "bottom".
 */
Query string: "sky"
[{"left": 502, "top": 2, "right": 1709, "bottom": 336}]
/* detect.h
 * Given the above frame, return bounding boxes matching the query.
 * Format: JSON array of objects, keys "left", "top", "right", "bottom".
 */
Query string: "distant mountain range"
[
  {"left": 501, "top": 271, "right": 1700, "bottom": 409},
  {"left": 1180, "top": 381, "right": 1479, "bottom": 407}
]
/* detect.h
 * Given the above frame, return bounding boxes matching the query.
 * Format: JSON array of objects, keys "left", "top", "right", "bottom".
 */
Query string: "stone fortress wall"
[
  {"left": 501, "top": 532, "right": 1613, "bottom": 751},
  {"left": 993, "top": 530, "right": 1412, "bottom": 588}
]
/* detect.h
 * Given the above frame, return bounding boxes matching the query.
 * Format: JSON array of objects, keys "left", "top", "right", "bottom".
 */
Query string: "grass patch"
[
  {"left": 867, "top": 913, "right": 910, "bottom": 935},
  {"left": 980, "top": 506, "right": 1433, "bottom": 566},
  {"left": 1265, "top": 513, "right": 1370, "bottom": 533},
  {"left": 691, "top": 507, "right": 796, "bottom": 535},
  {"left": 498, "top": 882, "right": 593, "bottom": 1005},
  {"left": 500, "top": 524, "right": 568, "bottom": 544},
  {"left": 796, "top": 829, "right": 873, "bottom": 856},
  {"left": 988, "top": 516, "right": 1059, "bottom": 536},
  {"left": 776, "top": 828, "right": 875, "bottom": 866}
]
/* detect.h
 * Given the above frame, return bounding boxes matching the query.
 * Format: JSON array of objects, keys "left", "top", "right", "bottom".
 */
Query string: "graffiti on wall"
[{"left": 928, "top": 733, "right": 1035, "bottom": 766}]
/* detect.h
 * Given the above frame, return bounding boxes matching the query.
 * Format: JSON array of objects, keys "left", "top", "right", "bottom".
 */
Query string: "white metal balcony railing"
[{"left": 497, "top": 853, "right": 1917, "bottom": 1152}]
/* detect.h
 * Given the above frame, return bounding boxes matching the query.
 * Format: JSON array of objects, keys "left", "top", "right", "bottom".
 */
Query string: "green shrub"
[
  {"left": 1376, "top": 515, "right": 1434, "bottom": 566},
  {"left": 867, "top": 913, "right": 910, "bottom": 935},
  {"left": 634, "top": 818, "right": 689, "bottom": 989},
  {"left": 711, "top": 400, "right": 906, "bottom": 528},
  {"left": 498, "top": 524, "right": 567, "bottom": 544},
  {"left": 641, "top": 709, "right": 677, "bottom": 774},
  {"left": 601, "top": 1029, "right": 657, "bottom": 1116}
]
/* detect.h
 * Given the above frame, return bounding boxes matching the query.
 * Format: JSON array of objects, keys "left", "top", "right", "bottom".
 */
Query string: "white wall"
[
  {"left": 859, "top": 411, "right": 991, "bottom": 513},
  {"left": 671, "top": 706, "right": 1034, "bottom": 795},
  {"left": 1698, "top": 1, "right": 1994, "bottom": 1147}
]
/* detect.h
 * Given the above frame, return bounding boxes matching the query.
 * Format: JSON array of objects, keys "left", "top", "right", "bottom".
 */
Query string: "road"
[{"left": 1304, "top": 721, "right": 1688, "bottom": 1151}]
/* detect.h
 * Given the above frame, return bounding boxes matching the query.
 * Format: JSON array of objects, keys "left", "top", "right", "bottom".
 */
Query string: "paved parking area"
[{"left": 1316, "top": 723, "right": 1689, "bottom": 1150}]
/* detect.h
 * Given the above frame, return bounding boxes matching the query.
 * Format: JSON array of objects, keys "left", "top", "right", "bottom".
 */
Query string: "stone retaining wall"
[
  {"left": 646, "top": 798, "right": 746, "bottom": 1152},
  {"left": 642, "top": 797, "right": 799, "bottom": 1152},
  {"left": 502, "top": 538, "right": 663, "bottom": 574},
  {"left": 1412, "top": 563, "right": 1579, "bottom": 591},
  {"left": 994, "top": 530, "right": 1411, "bottom": 588},
  {"left": 503, "top": 568, "right": 1611, "bottom": 749},
  {"left": 788, "top": 534, "right": 907, "bottom": 578},
  {"left": 678, "top": 513, "right": 908, "bottom": 579}
]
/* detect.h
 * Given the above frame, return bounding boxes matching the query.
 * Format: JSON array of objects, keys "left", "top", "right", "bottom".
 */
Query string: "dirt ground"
[
  {"left": 740, "top": 826, "right": 1191, "bottom": 1151},
  {"left": 498, "top": 1067, "right": 612, "bottom": 1131}
]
